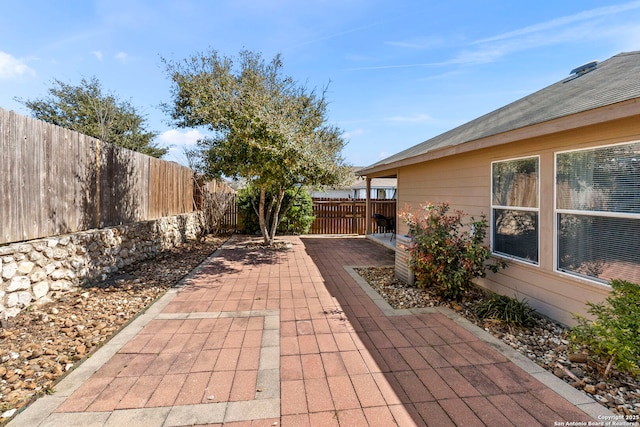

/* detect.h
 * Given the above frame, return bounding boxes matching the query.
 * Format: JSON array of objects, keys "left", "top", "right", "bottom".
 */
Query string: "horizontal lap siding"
[
  {"left": 394, "top": 118, "right": 640, "bottom": 324},
  {"left": 476, "top": 268, "right": 609, "bottom": 326},
  {"left": 398, "top": 155, "right": 489, "bottom": 237}
]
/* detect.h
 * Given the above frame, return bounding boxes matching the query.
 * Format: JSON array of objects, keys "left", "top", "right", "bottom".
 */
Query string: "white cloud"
[
  {"left": 115, "top": 52, "right": 128, "bottom": 62},
  {"left": 157, "top": 129, "right": 208, "bottom": 166},
  {"left": 92, "top": 51, "right": 104, "bottom": 61},
  {"left": 351, "top": 1, "right": 640, "bottom": 71},
  {"left": 0, "top": 51, "right": 35, "bottom": 79},
  {"left": 453, "top": 1, "right": 640, "bottom": 66},
  {"left": 473, "top": 1, "right": 640, "bottom": 45},
  {"left": 347, "top": 62, "right": 437, "bottom": 71},
  {"left": 342, "top": 128, "right": 365, "bottom": 139},
  {"left": 384, "top": 114, "right": 433, "bottom": 123},
  {"left": 385, "top": 36, "right": 444, "bottom": 50},
  {"left": 157, "top": 129, "right": 206, "bottom": 147}
]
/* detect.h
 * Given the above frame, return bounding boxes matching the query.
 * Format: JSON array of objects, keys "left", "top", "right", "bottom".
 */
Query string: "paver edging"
[
  {"left": 344, "top": 264, "right": 618, "bottom": 422},
  {"left": 7, "top": 240, "right": 279, "bottom": 427}
]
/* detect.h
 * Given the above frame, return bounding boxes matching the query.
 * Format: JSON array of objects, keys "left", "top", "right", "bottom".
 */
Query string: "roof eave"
[{"left": 358, "top": 97, "right": 640, "bottom": 177}]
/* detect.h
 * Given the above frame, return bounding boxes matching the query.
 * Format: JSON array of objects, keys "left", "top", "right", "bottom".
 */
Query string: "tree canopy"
[
  {"left": 16, "top": 76, "right": 167, "bottom": 158},
  {"left": 162, "top": 49, "right": 351, "bottom": 244}
]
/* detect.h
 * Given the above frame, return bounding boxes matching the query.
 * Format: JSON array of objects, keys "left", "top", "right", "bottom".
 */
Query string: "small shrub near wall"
[
  {"left": 0, "top": 212, "right": 205, "bottom": 319},
  {"left": 400, "top": 202, "right": 506, "bottom": 301},
  {"left": 569, "top": 279, "right": 640, "bottom": 377}
]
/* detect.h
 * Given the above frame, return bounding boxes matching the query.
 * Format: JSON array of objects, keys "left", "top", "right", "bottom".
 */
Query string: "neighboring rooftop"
[{"left": 360, "top": 51, "right": 640, "bottom": 175}]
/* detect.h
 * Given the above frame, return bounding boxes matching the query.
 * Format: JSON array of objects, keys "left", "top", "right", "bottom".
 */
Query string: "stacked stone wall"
[{"left": 0, "top": 212, "right": 205, "bottom": 318}]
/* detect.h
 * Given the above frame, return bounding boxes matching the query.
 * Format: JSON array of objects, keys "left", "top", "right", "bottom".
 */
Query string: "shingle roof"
[{"left": 360, "top": 51, "right": 640, "bottom": 174}]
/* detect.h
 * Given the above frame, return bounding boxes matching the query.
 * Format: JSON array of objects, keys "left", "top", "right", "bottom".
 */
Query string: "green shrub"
[
  {"left": 277, "top": 189, "right": 314, "bottom": 235},
  {"left": 569, "top": 279, "right": 640, "bottom": 376},
  {"left": 475, "top": 293, "right": 537, "bottom": 327},
  {"left": 238, "top": 186, "right": 314, "bottom": 235},
  {"left": 400, "top": 202, "right": 506, "bottom": 300}
]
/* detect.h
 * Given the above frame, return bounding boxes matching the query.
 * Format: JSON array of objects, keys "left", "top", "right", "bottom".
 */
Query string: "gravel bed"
[
  {"left": 1, "top": 239, "right": 637, "bottom": 423},
  {"left": 355, "top": 266, "right": 640, "bottom": 420},
  {"left": 0, "top": 235, "right": 228, "bottom": 423}
]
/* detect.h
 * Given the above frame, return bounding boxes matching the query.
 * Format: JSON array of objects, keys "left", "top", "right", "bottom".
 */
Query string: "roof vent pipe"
[
  {"left": 570, "top": 60, "right": 598, "bottom": 75},
  {"left": 564, "top": 60, "right": 598, "bottom": 82}
]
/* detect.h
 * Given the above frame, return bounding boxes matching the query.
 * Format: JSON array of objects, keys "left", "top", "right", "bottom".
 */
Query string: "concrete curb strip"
[{"left": 344, "top": 264, "right": 618, "bottom": 421}]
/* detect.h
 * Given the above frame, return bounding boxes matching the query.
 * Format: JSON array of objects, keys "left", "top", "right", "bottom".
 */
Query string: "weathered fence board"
[
  {"left": 310, "top": 198, "right": 396, "bottom": 235},
  {"left": 0, "top": 107, "right": 235, "bottom": 244}
]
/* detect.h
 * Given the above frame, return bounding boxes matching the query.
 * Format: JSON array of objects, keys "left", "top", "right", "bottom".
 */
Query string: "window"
[
  {"left": 491, "top": 157, "right": 539, "bottom": 264},
  {"left": 556, "top": 142, "right": 640, "bottom": 284}
]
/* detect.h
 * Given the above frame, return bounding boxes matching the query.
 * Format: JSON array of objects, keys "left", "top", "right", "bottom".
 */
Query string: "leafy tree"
[
  {"left": 16, "top": 76, "right": 167, "bottom": 158},
  {"left": 162, "top": 49, "right": 350, "bottom": 245},
  {"left": 238, "top": 185, "right": 314, "bottom": 235}
]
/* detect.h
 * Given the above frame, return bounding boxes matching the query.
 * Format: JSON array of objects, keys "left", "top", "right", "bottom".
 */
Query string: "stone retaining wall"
[{"left": 0, "top": 212, "right": 205, "bottom": 319}]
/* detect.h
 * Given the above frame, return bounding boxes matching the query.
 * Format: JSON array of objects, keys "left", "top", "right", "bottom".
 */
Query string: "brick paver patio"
[{"left": 8, "top": 235, "right": 612, "bottom": 426}]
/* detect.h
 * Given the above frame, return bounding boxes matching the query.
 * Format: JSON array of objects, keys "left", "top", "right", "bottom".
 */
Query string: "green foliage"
[
  {"left": 238, "top": 186, "right": 314, "bottom": 235},
  {"left": 401, "top": 202, "right": 506, "bottom": 300},
  {"left": 16, "top": 77, "right": 166, "bottom": 158},
  {"left": 475, "top": 293, "right": 537, "bottom": 327},
  {"left": 569, "top": 279, "right": 640, "bottom": 376},
  {"left": 278, "top": 189, "right": 314, "bottom": 235},
  {"left": 162, "top": 49, "right": 351, "bottom": 244}
]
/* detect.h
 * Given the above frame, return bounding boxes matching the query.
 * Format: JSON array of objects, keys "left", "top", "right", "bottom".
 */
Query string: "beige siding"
[{"left": 394, "top": 116, "right": 640, "bottom": 325}]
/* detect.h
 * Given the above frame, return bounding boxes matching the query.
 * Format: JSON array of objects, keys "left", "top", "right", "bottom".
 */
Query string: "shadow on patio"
[{"left": 300, "top": 236, "right": 596, "bottom": 426}]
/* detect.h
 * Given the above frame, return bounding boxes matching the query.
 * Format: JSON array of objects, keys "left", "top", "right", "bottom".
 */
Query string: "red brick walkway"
[
  {"left": 8, "top": 235, "right": 606, "bottom": 426},
  {"left": 298, "top": 237, "right": 599, "bottom": 427}
]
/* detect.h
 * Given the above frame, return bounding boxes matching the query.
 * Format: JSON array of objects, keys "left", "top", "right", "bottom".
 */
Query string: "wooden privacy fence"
[
  {"left": 0, "top": 107, "right": 235, "bottom": 244},
  {"left": 310, "top": 198, "right": 396, "bottom": 235},
  {"left": 194, "top": 179, "right": 238, "bottom": 233}
]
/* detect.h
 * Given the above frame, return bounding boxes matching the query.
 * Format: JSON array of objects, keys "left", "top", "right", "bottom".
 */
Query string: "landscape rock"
[
  {"left": 7, "top": 277, "right": 30, "bottom": 293},
  {"left": 1, "top": 263, "right": 17, "bottom": 281},
  {"left": 356, "top": 266, "right": 639, "bottom": 420},
  {"left": 0, "top": 235, "right": 226, "bottom": 420},
  {"left": 568, "top": 353, "right": 589, "bottom": 363},
  {"left": 16, "top": 262, "right": 35, "bottom": 275}
]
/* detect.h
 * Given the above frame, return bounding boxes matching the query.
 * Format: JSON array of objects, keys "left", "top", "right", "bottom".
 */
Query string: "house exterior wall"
[
  {"left": 394, "top": 116, "right": 640, "bottom": 325},
  {"left": 312, "top": 187, "right": 396, "bottom": 199},
  {"left": 353, "top": 188, "right": 395, "bottom": 199},
  {"left": 310, "top": 189, "right": 351, "bottom": 198}
]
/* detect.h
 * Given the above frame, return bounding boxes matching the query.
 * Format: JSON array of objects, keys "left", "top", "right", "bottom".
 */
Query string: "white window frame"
[
  {"left": 490, "top": 155, "right": 540, "bottom": 265},
  {"left": 554, "top": 140, "right": 640, "bottom": 284}
]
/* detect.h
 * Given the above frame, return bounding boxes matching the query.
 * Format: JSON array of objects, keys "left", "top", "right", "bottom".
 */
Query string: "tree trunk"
[
  {"left": 269, "top": 189, "right": 286, "bottom": 243},
  {"left": 256, "top": 185, "right": 289, "bottom": 246},
  {"left": 257, "top": 186, "right": 271, "bottom": 245}
]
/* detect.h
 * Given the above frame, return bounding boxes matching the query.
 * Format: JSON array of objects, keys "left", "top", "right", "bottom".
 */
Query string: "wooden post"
[
  {"left": 365, "top": 177, "right": 372, "bottom": 235},
  {"left": 351, "top": 197, "right": 356, "bottom": 234}
]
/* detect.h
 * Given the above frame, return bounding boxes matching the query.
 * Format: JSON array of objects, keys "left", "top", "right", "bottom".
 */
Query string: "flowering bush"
[{"left": 400, "top": 202, "right": 506, "bottom": 300}]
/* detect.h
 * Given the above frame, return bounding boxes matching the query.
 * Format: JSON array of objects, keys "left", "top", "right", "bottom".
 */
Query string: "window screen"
[
  {"left": 556, "top": 142, "right": 640, "bottom": 283},
  {"left": 491, "top": 157, "right": 539, "bottom": 263}
]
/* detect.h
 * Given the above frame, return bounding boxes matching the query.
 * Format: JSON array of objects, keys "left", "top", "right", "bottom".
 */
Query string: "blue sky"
[{"left": 2, "top": 1, "right": 640, "bottom": 167}]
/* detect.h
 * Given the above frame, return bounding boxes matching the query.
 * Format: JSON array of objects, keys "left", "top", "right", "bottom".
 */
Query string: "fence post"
[
  {"left": 95, "top": 139, "right": 101, "bottom": 228},
  {"left": 351, "top": 197, "right": 356, "bottom": 234}
]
